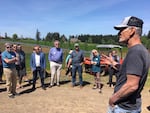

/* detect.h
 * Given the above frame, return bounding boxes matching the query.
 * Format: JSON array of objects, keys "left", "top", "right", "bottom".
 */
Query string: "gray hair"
[
  {"left": 4, "top": 42, "right": 12, "bottom": 47},
  {"left": 135, "top": 27, "right": 142, "bottom": 36}
]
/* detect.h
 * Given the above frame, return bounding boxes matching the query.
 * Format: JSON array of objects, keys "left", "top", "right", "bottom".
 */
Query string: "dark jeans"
[
  {"left": 72, "top": 65, "right": 83, "bottom": 86},
  {"left": 32, "top": 67, "right": 45, "bottom": 88},
  {"left": 108, "top": 66, "right": 117, "bottom": 86},
  {"left": 15, "top": 65, "right": 22, "bottom": 84}
]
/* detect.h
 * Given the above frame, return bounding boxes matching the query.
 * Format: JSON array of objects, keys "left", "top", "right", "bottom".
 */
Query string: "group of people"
[
  {"left": 0, "top": 40, "right": 86, "bottom": 98},
  {"left": 66, "top": 16, "right": 150, "bottom": 113},
  {"left": 1, "top": 43, "right": 27, "bottom": 98},
  {"left": 0, "top": 16, "right": 150, "bottom": 113}
]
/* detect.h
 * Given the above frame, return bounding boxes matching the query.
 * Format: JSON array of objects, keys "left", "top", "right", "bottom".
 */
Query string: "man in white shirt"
[{"left": 30, "top": 45, "right": 46, "bottom": 90}]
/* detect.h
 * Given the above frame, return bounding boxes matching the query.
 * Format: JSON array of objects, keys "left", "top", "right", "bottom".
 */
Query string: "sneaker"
[
  {"left": 31, "top": 86, "right": 36, "bottom": 91},
  {"left": 42, "top": 86, "right": 46, "bottom": 90},
  {"left": 8, "top": 94, "right": 15, "bottom": 98},
  {"left": 13, "top": 92, "right": 20, "bottom": 96},
  {"left": 57, "top": 84, "right": 60, "bottom": 87},
  {"left": 71, "top": 84, "right": 75, "bottom": 88},
  {"left": 92, "top": 86, "right": 97, "bottom": 89},
  {"left": 99, "top": 90, "right": 102, "bottom": 93},
  {"left": 49, "top": 85, "right": 53, "bottom": 88}
]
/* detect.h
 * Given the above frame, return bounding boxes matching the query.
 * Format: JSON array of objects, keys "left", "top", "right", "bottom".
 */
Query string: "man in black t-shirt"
[{"left": 102, "top": 16, "right": 150, "bottom": 113}]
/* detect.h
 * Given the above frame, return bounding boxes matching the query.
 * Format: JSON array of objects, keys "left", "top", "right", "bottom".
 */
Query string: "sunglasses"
[{"left": 6, "top": 46, "right": 11, "bottom": 48}]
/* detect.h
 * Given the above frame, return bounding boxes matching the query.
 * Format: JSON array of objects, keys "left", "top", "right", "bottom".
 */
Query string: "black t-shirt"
[{"left": 114, "top": 44, "right": 150, "bottom": 110}]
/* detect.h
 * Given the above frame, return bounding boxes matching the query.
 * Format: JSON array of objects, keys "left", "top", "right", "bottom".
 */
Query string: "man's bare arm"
[
  {"left": 4, "top": 57, "right": 17, "bottom": 64},
  {"left": 109, "top": 74, "right": 140, "bottom": 106}
]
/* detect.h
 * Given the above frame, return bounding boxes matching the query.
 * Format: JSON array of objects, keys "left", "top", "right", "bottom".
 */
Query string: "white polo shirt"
[{"left": 35, "top": 53, "right": 40, "bottom": 67}]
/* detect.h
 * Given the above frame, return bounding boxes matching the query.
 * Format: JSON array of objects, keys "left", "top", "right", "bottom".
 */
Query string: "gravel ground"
[{"left": 0, "top": 76, "right": 150, "bottom": 113}]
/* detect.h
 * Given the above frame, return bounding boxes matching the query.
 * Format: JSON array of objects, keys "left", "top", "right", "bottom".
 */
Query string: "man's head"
[
  {"left": 112, "top": 50, "right": 117, "bottom": 56},
  {"left": 34, "top": 45, "right": 40, "bottom": 54},
  {"left": 74, "top": 43, "right": 79, "bottom": 51},
  {"left": 17, "top": 44, "right": 22, "bottom": 51},
  {"left": 5, "top": 43, "right": 13, "bottom": 52},
  {"left": 54, "top": 40, "right": 60, "bottom": 48},
  {"left": 13, "top": 44, "right": 18, "bottom": 51},
  {"left": 114, "top": 16, "right": 143, "bottom": 43}
]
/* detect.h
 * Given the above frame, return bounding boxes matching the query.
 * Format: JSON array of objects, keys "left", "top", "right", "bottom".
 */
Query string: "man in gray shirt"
[
  {"left": 67, "top": 43, "right": 84, "bottom": 88},
  {"left": 102, "top": 16, "right": 150, "bottom": 113}
]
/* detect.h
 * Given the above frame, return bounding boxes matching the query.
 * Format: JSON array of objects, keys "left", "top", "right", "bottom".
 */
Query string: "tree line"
[{"left": 1, "top": 29, "right": 150, "bottom": 50}]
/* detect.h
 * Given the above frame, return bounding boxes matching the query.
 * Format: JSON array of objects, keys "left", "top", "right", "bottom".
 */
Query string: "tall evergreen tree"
[
  {"left": 36, "top": 29, "right": 41, "bottom": 41},
  {"left": 5, "top": 32, "right": 8, "bottom": 38}
]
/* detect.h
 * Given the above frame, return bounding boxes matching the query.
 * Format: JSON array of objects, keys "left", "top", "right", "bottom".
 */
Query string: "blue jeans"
[
  {"left": 72, "top": 65, "right": 83, "bottom": 86},
  {"left": 107, "top": 105, "right": 141, "bottom": 113}
]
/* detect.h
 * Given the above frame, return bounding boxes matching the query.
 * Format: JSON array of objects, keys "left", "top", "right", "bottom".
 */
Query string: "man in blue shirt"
[
  {"left": 48, "top": 40, "right": 63, "bottom": 87},
  {"left": 2, "top": 43, "right": 19, "bottom": 98}
]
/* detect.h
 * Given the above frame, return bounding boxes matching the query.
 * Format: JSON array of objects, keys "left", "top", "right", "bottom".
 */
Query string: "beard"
[{"left": 118, "top": 36, "right": 128, "bottom": 45}]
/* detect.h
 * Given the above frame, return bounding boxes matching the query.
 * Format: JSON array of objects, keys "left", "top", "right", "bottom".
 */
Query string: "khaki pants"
[
  {"left": 3, "top": 68, "right": 17, "bottom": 95},
  {"left": 50, "top": 61, "right": 62, "bottom": 86}
]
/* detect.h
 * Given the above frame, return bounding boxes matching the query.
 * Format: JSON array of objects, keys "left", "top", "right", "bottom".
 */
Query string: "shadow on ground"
[
  {"left": 0, "top": 87, "right": 6, "bottom": 93},
  {"left": 147, "top": 106, "right": 150, "bottom": 111}
]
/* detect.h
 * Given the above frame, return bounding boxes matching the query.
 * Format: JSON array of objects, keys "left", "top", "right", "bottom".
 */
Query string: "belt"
[{"left": 51, "top": 61, "right": 62, "bottom": 64}]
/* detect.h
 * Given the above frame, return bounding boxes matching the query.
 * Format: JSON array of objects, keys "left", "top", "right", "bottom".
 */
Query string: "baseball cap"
[
  {"left": 74, "top": 43, "right": 79, "bottom": 47},
  {"left": 114, "top": 16, "right": 143, "bottom": 30}
]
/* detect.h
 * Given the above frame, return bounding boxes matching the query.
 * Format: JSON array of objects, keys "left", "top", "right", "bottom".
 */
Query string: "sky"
[{"left": 0, "top": 0, "right": 150, "bottom": 39}]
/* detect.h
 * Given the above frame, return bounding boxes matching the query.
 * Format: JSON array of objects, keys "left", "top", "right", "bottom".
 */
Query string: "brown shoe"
[
  {"left": 99, "top": 89, "right": 102, "bottom": 93},
  {"left": 92, "top": 86, "right": 97, "bottom": 89}
]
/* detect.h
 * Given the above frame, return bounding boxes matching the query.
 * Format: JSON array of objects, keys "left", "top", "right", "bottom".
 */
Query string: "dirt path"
[{"left": 0, "top": 76, "right": 150, "bottom": 113}]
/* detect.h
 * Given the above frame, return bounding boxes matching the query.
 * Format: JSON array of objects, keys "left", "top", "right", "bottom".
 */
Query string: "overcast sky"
[{"left": 0, "top": 0, "right": 150, "bottom": 39}]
